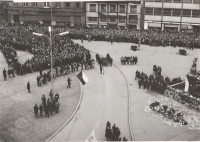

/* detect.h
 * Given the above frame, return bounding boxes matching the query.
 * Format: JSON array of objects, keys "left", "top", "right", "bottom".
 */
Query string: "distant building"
[
  {"left": 85, "top": 1, "right": 144, "bottom": 29},
  {"left": 7, "top": 2, "right": 85, "bottom": 26},
  {"left": 144, "top": 0, "right": 200, "bottom": 31}
]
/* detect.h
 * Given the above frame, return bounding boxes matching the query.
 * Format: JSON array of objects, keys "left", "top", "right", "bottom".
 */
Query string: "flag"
[
  {"left": 184, "top": 76, "right": 189, "bottom": 92},
  {"left": 77, "top": 71, "right": 89, "bottom": 85}
]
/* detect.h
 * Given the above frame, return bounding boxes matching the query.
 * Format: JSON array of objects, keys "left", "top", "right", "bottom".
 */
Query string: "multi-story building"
[
  {"left": 85, "top": 1, "right": 144, "bottom": 29},
  {"left": 7, "top": 2, "right": 85, "bottom": 26},
  {"left": 144, "top": 0, "right": 200, "bottom": 31}
]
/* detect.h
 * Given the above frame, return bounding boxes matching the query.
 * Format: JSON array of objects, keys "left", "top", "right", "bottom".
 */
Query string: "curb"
[
  {"left": 90, "top": 51, "right": 134, "bottom": 141},
  {"left": 45, "top": 79, "right": 83, "bottom": 142}
]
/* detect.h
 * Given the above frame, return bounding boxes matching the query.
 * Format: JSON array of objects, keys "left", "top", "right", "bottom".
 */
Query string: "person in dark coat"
[
  {"left": 106, "top": 121, "right": 111, "bottom": 129},
  {"left": 41, "top": 94, "right": 46, "bottom": 106},
  {"left": 44, "top": 105, "right": 49, "bottom": 117},
  {"left": 67, "top": 77, "right": 71, "bottom": 88},
  {"left": 36, "top": 76, "right": 40, "bottom": 86},
  {"left": 49, "top": 89, "right": 53, "bottom": 101},
  {"left": 138, "top": 78, "right": 142, "bottom": 89},
  {"left": 34, "top": 104, "right": 39, "bottom": 118},
  {"left": 100, "top": 65, "right": 103, "bottom": 74},
  {"left": 39, "top": 104, "right": 43, "bottom": 116},
  {"left": 3, "top": 68, "right": 7, "bottom": 81},
  {"left": 27, "top": 81, "right": 30, "bottom": 93}
]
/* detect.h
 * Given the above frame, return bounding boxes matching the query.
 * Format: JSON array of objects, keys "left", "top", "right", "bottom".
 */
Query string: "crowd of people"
[
  {"left": 136, "top": 65, "right": 182, "bottom": 94},
  {"left": 120, "top": 56, "right": 138, "bottom": 65},
  {"left": 105, "top": 121, "right": 128, "bottom": 141},
  {"left": 34, "top": 91, "right": 60, "bottom": 118}
]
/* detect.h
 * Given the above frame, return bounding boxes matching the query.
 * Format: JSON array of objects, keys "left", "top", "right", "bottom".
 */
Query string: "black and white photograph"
[{"left": 0, "top": 0, "right": 199, "bottom": 141}]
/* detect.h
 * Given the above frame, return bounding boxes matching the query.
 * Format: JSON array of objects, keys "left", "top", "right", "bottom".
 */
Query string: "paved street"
[
  {"left": 50, "top": 55, "right": 130, "bottom": 141},
  {"left": 0, "top": 51, "right": 81, "bottom": 142}
]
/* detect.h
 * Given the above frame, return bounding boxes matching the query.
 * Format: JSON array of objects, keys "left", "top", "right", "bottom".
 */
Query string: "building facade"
[
  {"left": 144, "top": 0, "right": 200, "bottom": 31},
  {"left": 85, "top": 1, "right": 144, "bottom": 29},
  {"left": 7, "top": 2, "right": 85, "bottom": 26}
]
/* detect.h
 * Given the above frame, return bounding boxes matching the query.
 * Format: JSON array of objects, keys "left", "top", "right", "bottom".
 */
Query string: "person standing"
[
  {"left": 34, "top": 104, "right": 39, "bottom": 118},
  {"left": 39, "top": 104, "right": 43, "bottom": 116},
  {"left": 3, "top": 68, "right": 7, "bottom": 81},
  {"left": 27, "top": 81, "right": 30, "bottom": 93},
  {"left": 67, "top": 77, "right": 71, "bottom": 88},
  {"left": 100, "top": 65, "right": 103, "bottom": 74},
  {"left": 49, "top": 89, "right": 53, "bottom": 101},
  {"left": 106, "top": 121, "right": 111, "bottom": 129},
  {"left": 41, "top": 94, "right": 46, "bottom": 106}
]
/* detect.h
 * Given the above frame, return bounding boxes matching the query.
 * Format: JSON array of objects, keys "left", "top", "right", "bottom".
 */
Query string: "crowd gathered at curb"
[{"left": 136, "top": 65, "right": 182, "bottom": 94}]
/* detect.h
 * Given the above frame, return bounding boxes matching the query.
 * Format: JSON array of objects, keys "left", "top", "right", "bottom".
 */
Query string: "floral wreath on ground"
[{"left": 144, "top": 96, "right": 200, "bottom": 130}]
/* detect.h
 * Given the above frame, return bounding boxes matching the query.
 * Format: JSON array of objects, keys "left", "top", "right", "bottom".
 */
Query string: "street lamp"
[
  {"left": 32, "top": 26, "right": 69, "bottom": 96},
  {"left": 129, "top": 2, "right": 150, "bottom": 49}
]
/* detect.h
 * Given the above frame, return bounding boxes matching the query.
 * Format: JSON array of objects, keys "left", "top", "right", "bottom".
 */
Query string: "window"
[
  {"left": 90, "top": 4, "right": 96, "bottom": 12},
  {"left": 172, "top": 9, "right": 181, "bottom": 16},
  {"left": 119, "top": 5, "right": 125, "bottom": 13},
  {"left": 130, "top": 5, "right": 137, "bottom": 13},
  {"left": 154, "top": 8, "right": 162, "bottom": 15},
  {"left": 101, "top": 4, "right": 106, "bottom": 12},
  {"left": 183, "top": 0, "right": 192, "bottom": 3},
  {"left": 100, "top": 17, "right": 107, "bottom": 22},
  {"left": 110, "top": 4, "right": 116, "bottom": 12},
  {"left": 182, "top": 9, "right": 191, "bottom": 17},
  {"left": 24, "top": 2, "right": 27, "bottom": 7},
  {"left": 89, "top": 17, "right": 97, "bottom": 22},
  {"left": 33, "top": 2, "right": 37, "bottom": 7},
  {"left": 192, "top": 10, "right": 200, "bottom": 17},
  {"left": 56, "top": 2, "right": 60, "bottom": 8},
  {"left": 154, "top": 0, "right": 163, "bottom": 2},
  {"left": 129, "top": 15, "right": 138, "bottom": 23},
  {"left": 173, "top": 0, "right": 182, "bottom": 3},
  {"left": 65, "top": 2, "right": 70, "bottom": 7},
  {"left": 119, "top": 18, "right": 125, "bottom": 23},
  {"left": 145, "top": 7, "right": 153, "bottom": 15},
  {"left": 163, "top": 8, "right": 171, "bottom": 16},
  {"left": 110, "top": 17, "right": 116, "bottom": 22},
  {"left": 193, "top": 0, "right": 199, "bottom": 4},
  {"left": 44, "top": 2, "right": 50, "bottom": 8},
  {"left": 13, "top": 2, "right": 18, "bottom": 7},
  {"left": 164, "top": 0, "right": 172, "bottom": 2},
  {"left": 76, "top": 3, "right": 80, "bottom": 8}
]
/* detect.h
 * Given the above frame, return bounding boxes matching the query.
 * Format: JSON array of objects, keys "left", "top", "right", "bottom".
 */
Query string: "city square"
[{"left": 0, "top": 0, "right": 200, "bottom": 142}]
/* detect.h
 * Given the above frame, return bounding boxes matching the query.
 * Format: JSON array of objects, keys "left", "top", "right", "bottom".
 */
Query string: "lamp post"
[{"left": 33, "top": 27, "right": 69, "bottom": 95}]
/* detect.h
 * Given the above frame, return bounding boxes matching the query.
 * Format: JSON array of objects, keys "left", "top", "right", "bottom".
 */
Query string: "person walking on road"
[
  {"left": 27, "top": 81, "right": 30, "bottom": 93},
  {"left": 67, "top": 77, "right": 71, "bottom": 88},
  {"left": 3, "top": 68, "right": 7, "bottom": 81}
]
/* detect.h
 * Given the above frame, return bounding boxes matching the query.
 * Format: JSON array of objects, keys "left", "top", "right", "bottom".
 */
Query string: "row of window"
[
  {"left": 88, "top": 15, "right": 138, "bottom": 23},
  {"left": 146, "top": 0, "right": 194, "bottom": 3},
  {"left": 90, "top": 4, "right": 137, "bottom": 13},
  {"left": 13, "top": 2, "right": 80, "bottom": 8},
  {"left": 145, "top": 8, "right": 200, "bottom": 17}
]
